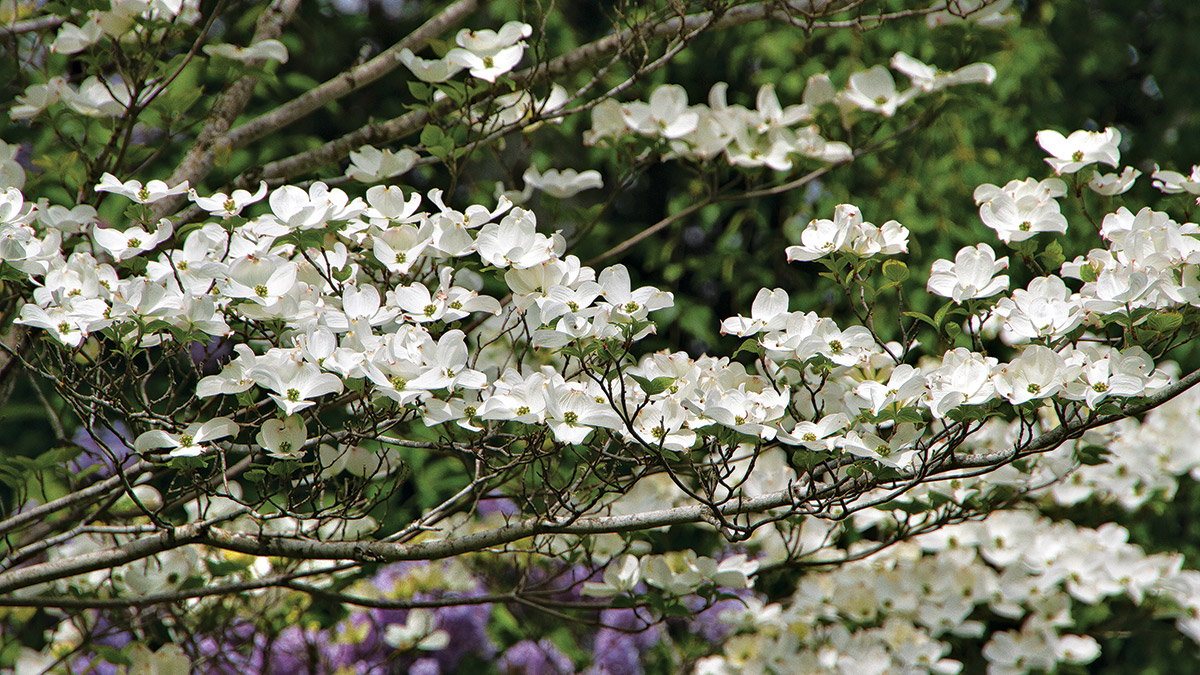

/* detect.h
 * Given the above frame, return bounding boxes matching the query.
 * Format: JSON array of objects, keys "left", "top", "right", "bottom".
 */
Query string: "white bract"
[
  {"left": 1036, "top": 127, "right": 1121, "bottom": 175},
  {"left": 926, "top": 243, "right": 1009, "bottom": 303},
  {"left": 522, "top": 167, "right": 603, "bottom": 199},
  {"left": 202, "top": 38, "right": 289, "bottom": 63},
  {"left": 134, "top": 418, "right": 238, "bottom": 457}
]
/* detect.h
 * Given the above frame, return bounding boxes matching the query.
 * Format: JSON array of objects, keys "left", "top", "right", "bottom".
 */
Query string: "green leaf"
[
  {"left": 1038, "top": 239, "right": 1065, "bottom": 270},
  {"left": 407, "top": 81, "right": 431, "bottom": 99},
  {"left": 91, "top": 644, "right": 132, "bottom": 667},
  {"left": 1075, "top": 444, "right": 1113, "bottom": 466},
  {"left": 419, "top": 125, "right": 446, "bottom": 148},
  {"left": 880, "top": 500, "right": 929, "bottom": 515},
  {"left": 733, "top": 338, "right": 765, "bottom": 359},
  {"left": 882, "top": 260, "right": 909, "bottom": 282},
  {"left": 903, "top": 311, "right": 936, "bottom": 328},
  {"left": 1149, "top": 312, "right": 1183, "bottom": 332},
  {"left": 169, "top": 456, "right": 208, "bottom": 471},
  {"left": 630, "top": 375, "right": 675, "bottom": 396},
  {"left": 205, "top": 557, "right": 252, "bottom": 577}
]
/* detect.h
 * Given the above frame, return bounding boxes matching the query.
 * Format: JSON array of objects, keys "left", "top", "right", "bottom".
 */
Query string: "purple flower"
[
  {"left": 431, "top": 591, "right": 496, "bottom": 671},
  {"left": 598, "top": 609, "right": 658, "bottom": 651},
  {"left": 477, "top": 493, "right": 519, "bottom": 518},
  {"left": 685, "top": 591, "right": 754, "bottom": 643},
  {"left": 496, "top": 639, "right": 575, "bottom": 675},
  {"left": 71, "top": 420, "right": 134, "bottom": 477},
  {"left": 588, "top": 608, "right": 659, "bottom": 675},
  {"left": 410, "top": 657, "right": 442, "bottom": 675},
  {"left": 268, "top": 625, "right": 332, "bottom": 674}
]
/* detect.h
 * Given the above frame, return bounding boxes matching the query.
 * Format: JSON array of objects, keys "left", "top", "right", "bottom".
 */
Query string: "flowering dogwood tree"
[{"left": 3, "top": 0, "right": 1200, "bottom": 673}]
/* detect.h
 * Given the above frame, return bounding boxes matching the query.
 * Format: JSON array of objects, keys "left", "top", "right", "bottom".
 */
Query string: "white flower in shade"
[
  {"left": 890, "top": 52, "right": 996, "bottom": 92},
  {"left": 641, "top": 552, "right": 708, "bottom": 595},
  {"left": 626, "top": 399, "right": 695, "bottom": 452},
  {"left": 713, "top": 554, "right": 759, "bottom": 589},
  {"left": 256, "top": 415, "right": 307, "bottom": 459},
  {"left": 203, "top": 38, "right": 289, "bottom": 64},
  {"left": 37, "top": 202, "right": 97, "bottom": 234},
  {"left": 398, "top": 48, "right": 466, "bottom": 83},
  {"left": 65, "top": 76, "right": 133, "bottom": 117},
  {"left": 134, "top": 417, "right": 239, "bottom": 457},
  {"left": 926, "top": 0, "right": 1016, "bottom": 28},
  {"left": 1, "top": 187, "right": 35, "bottom": 226},
  {"left": 1150, "top": 164, "right": 1200, "bottom": 195},
  {"left": 855, "top": 364, "right": 924, "bottom": 415},
  {"left": 16, "top": 302, "right": 97, "bottom": 347},
  {"left": 383, "top": 609, "right": 450, "bottom": 651},
  {"left": 196, "top": 343, "right": 255, "bottom": 396},
  {"left": 837, "top": 65, "right": 918, "bottom": 117},
  {"left": 51, "top": 20, "right": 102, "bottom": 54},
  {"left": 582, "top": 554, "right": 641, "bottom": 597},
  {"left": 1036, "top": 127, "right": 1120, "bottom": 175},
  {"left": 445, "top": 21, "right": 532, "bottom": 82},
  {"left": 125, "top": 645, "right": 191, "bottom": 675},
  {"left": 522, "top": 167, "right": 603, "bottom": 199},
  {"left": 622, "top": 84, "right": 699, "bottom": 139},
  {"left": 0, "top": 141, "right": 24, "bottom": 189},
  {"left": 120, "top": 548, "right": 197, "bottom": 596},
  {"left": 994, "top": 345, "right": 1075, "bottom": 405},
  {"left": 720, "top": 288, "right": 790, "bottom": 337},
  {"left": 188, "top": 181, "right": 268, "bottom": 218},
  {"left": 927, "top": 243, "right": 1009, "bottom": 303},
  {"left": 1054, "top": 635, "right": 1100, "bottom": 665},
  {"left": 93, "top": 219, "right": 174, "bottom": 261},
  {"left": 346, "top": 145, "right": 418, "bottom": 183},
  {"left": 95, "top": 173, "right": 188, "bottom": 203},
  {"left": 11, "top": 77, "right": 69, "bottom": 120},
  {"left": 1088, "top": 167, "right": 1140, "bottom": 195}
]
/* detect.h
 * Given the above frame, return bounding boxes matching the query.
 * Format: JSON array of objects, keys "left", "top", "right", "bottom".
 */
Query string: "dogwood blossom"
[
  {"left": 1088, "top": 167, "right": 1140, "bottom": 195},
  {"left": 1036, "top": 127, "right": 1121, "bottom": 175},
  {"left": 522, "top": 167, "right": 604, "bottom": 199},
  {"left": 203, "top": 38, "right": 289, "bottom": 64},
  {"left": 975, "top": 177, "right": 1068, "bottom": 243},
  {"left": 95, "top": 173, "right": 188, "bottom": 203},
  {"left": 345, "top": 145, "right": 418, "bottom": 183},
  {"left": 926, "top": 243, "right": 1009, "bottom": 303},
  {"left": 188, "top": 181, "right": 268, "bottom": 218},
  {"left": 134, "top": 417, "right": 239, "bottom": 457}
]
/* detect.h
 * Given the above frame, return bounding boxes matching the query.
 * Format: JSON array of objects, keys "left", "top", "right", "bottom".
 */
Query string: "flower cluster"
[
  {"left": 399, "top": 21, "right": 532, "bottom": 83},
  {"left": 585, "top": 52, "right": 993, "bottom": 173}
]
